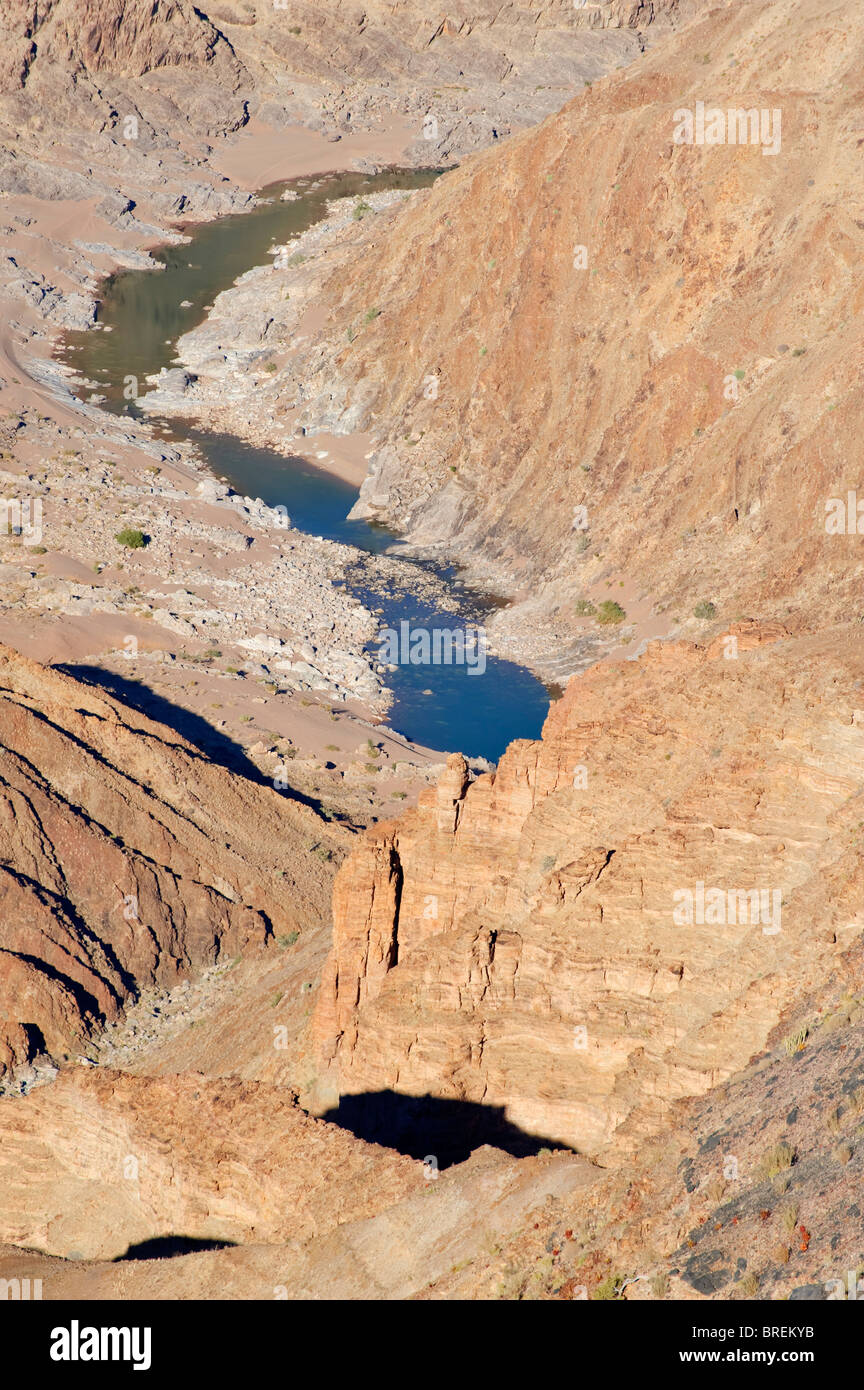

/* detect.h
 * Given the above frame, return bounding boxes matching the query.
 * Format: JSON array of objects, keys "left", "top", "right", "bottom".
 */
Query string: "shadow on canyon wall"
[
  {"left": 114, "top": 1236, "right": 238, "bottom": 1262},
  {"left": 57, "top": 663, "right": 332, "bottom": 818},
  {"left": 323, "top": 1090, "right": 575, "bottom": 1169}
]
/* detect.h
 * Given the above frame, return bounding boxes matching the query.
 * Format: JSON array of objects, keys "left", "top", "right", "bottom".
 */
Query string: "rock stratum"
[
  {"left": 0, "top": 643, "right": 339, "bottom": 1076},
  {"left": 315, "top": 624, "right": 864, "bottom": 1160}
]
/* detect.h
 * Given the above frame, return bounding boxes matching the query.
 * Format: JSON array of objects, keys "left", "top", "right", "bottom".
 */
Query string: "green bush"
[
  {"left": 693, "top": 600, "right": 716, "bottom": 620},
  {"left": 596, "top": 600, "right": 626, "bottom": 625},
  {"left": 115, "top": 528, "right": 148, "bottom": 549},
  {"left": 592, "top": 1275, "right": 624, "bottom": 1301}
]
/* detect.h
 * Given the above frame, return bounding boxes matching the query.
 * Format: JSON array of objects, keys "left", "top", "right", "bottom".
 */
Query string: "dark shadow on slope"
[
  {"left": 55, "top": 663, "right": 328, "bottom": 816},
  {"left": 114, "top": 1235, "right": 238, "bottom": 1262},
  {"left": 322, "top": 1090, "right": 575, "bottom": 1169}
]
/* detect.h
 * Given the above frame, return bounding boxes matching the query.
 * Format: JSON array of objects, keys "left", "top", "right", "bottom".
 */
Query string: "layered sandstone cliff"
[
  {"left": 315, "top": 624, "right": 864, "bottom": 1159},
  {"left": 0, "top": 644, "right": 340, "bottom": 1075}
]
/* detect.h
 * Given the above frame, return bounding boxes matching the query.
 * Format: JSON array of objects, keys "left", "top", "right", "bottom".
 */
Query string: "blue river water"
[{"left": 61, "top": 169, "right": 551, "bottom": 761}]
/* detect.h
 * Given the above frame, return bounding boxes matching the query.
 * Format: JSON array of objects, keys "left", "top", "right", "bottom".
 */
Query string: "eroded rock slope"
[
  {"left": 0, "top": 643, "right": 340, "bottom": 1075},
  {"left": 282, "top": 0, "right": 863, "bottom": 655}
]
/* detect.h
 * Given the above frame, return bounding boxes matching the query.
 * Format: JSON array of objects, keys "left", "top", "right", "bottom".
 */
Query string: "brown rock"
[
  {"left": 0, "top": 1068, "right": 421, "bottom": 1259},
  {"left": 315, "top": 627, "right": 864, "bottom": 1159},
  {"left": 0, "top": 644, "right": 340, "bottom": 1074}
]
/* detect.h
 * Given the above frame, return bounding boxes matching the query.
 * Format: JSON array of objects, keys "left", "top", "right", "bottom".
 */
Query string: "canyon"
[
  {"left": 255, "top": 0, "right": 864, "bottom": 677},
  {"left": 0, "top": 0, "right": 861, "bottom": 1315}
]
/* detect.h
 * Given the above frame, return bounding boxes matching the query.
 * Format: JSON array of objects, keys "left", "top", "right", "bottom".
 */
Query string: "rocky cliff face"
[
  {"left": 286, "top": 0, "right": 862, "bottom": 658},
  {"left": 0, "top": 0, "right": 244, "bottom": 87},
  {"left": 0, "top": 0, "right": 248, "bottom": 135},
  {"left": 0, "top": 644, "right": 339, "bottom": 1076},
  {"left": 315, "top": 624, "right": 864, "bottom": 1159}
]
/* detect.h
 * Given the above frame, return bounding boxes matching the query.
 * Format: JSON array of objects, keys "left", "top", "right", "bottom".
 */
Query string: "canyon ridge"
[{"left": 0, "top": 0, "right": 861, "bottom": 1321}]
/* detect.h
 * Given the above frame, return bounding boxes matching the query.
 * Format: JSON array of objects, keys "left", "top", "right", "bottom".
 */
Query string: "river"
[{"left": 61, "top": 168, "right": 551, "bottom": 762}]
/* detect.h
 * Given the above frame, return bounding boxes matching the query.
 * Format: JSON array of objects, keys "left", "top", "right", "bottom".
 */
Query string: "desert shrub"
[
  {"left": 115, "top": 528, "right": 148, "bottom": 549},
  {"left": 784, "top": 1025, "right": 809, "bottom": 1055},
  {"left": 756, "top": 1141, "right": 796, "bottom": 1182},
  {"left": 592, "top": 1274, "right": 624, "bottom": 1301},
  {"left": 596, "top": 600, "right": 626, "bottom": 625}
]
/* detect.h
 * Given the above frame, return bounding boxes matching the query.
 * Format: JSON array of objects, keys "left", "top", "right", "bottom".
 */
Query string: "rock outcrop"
[
  {"left": 0, "top": 1103, "right": 598, "bottom": 1294},
  {"left": 315, "top": 625, "right": 864, "bottom": 1159},
  {"left": 0, "top": 644, "right": 340, "bottom": 1075},
  {"left": 0, "top": 0, "right": 246, "bottom": 90}
]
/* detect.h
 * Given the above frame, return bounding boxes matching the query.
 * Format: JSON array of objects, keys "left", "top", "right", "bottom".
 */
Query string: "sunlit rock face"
[{"left": 317, "top": 626, "right": 864, "bottom": 1159}]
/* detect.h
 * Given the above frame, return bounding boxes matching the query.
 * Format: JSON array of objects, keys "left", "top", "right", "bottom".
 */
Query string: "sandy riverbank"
[{"left": 212, "top": 115, "right": 418, "bottom": 190}]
